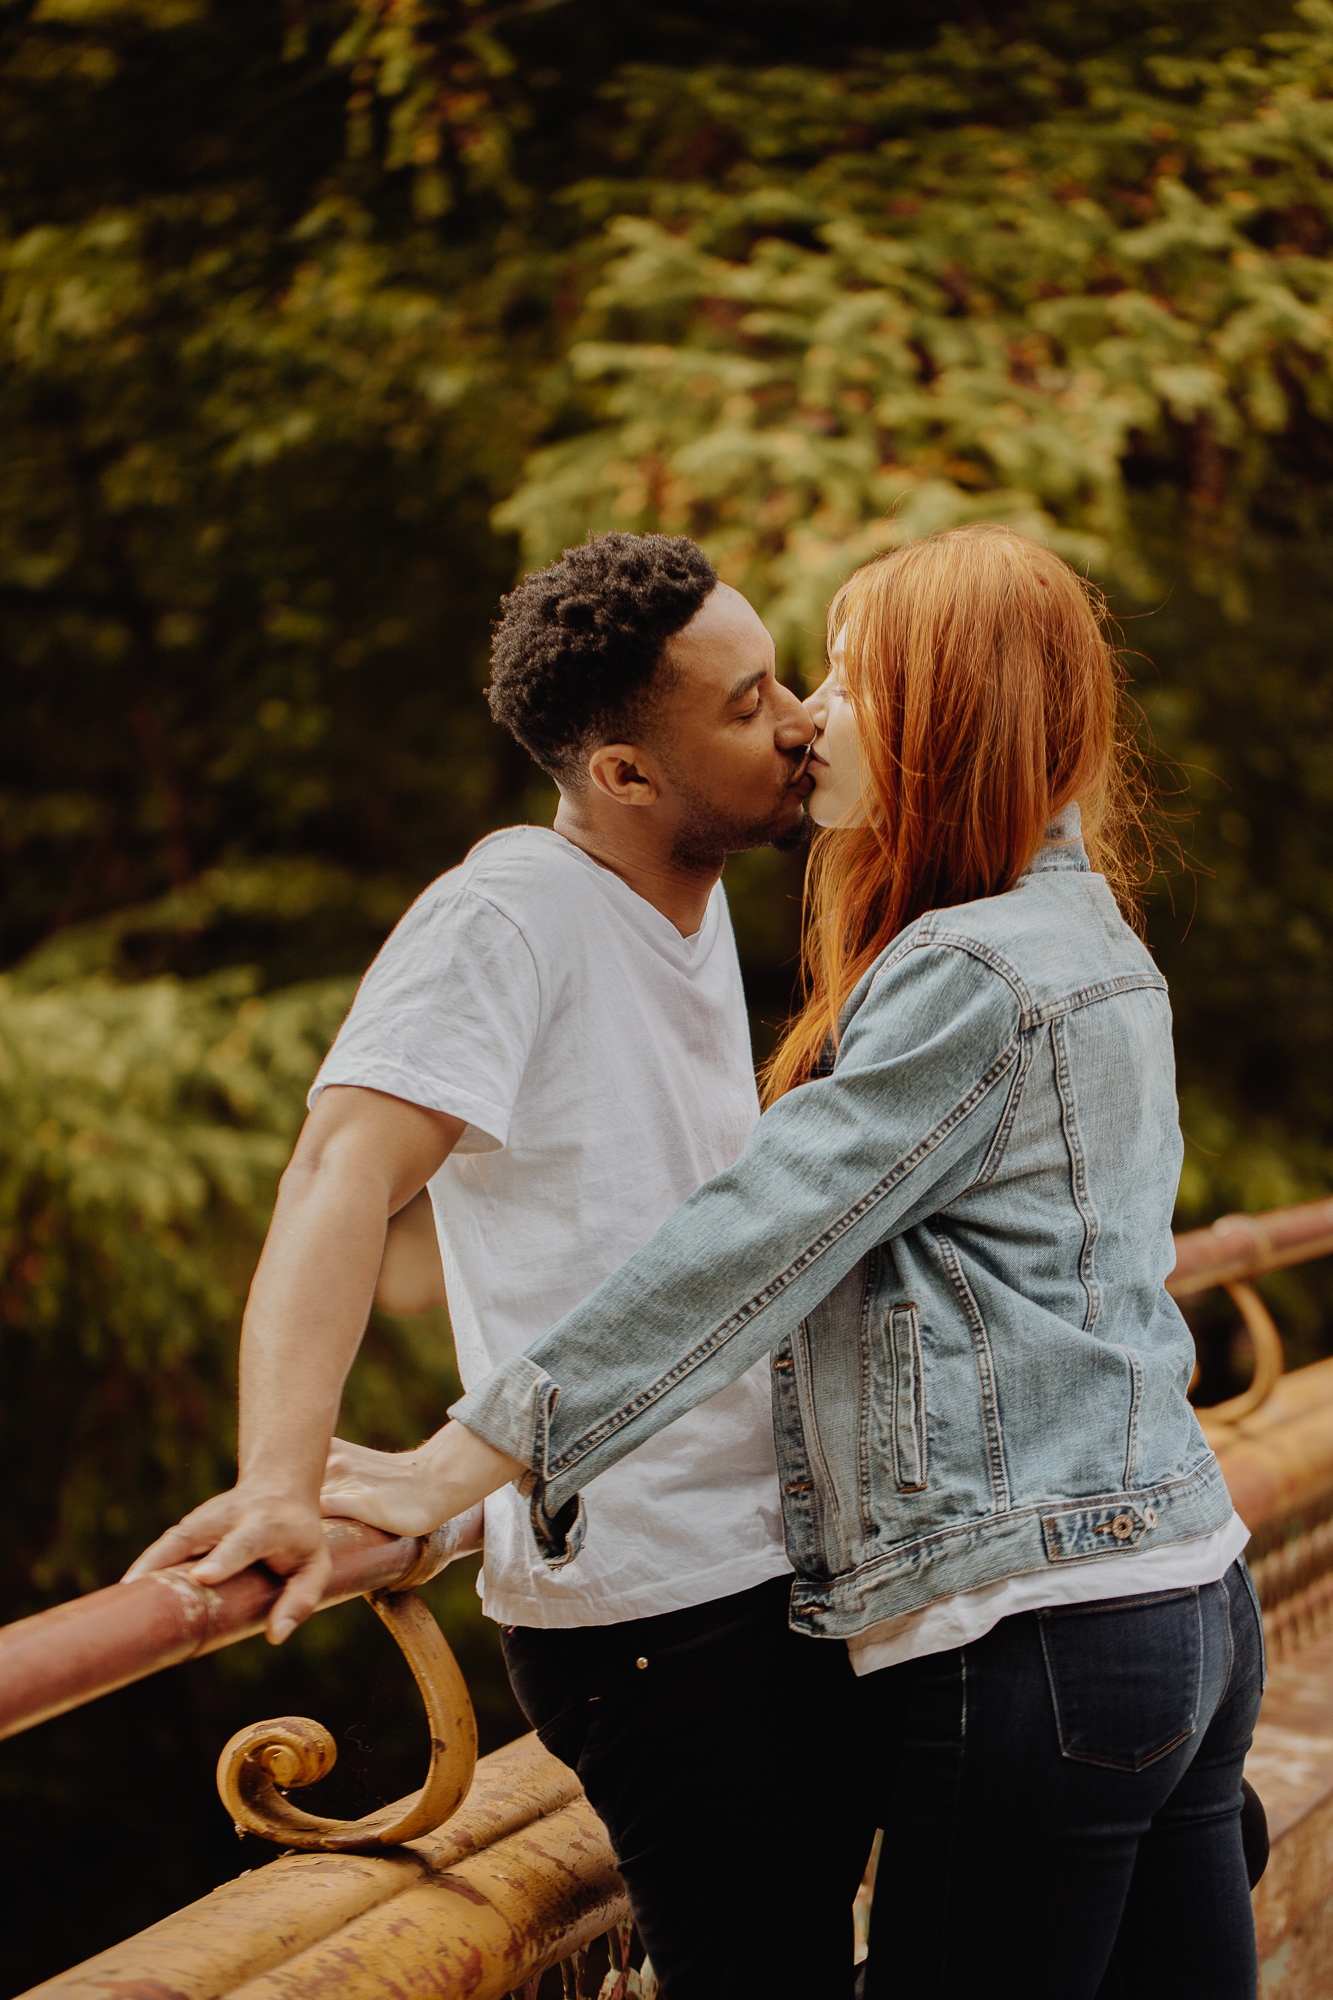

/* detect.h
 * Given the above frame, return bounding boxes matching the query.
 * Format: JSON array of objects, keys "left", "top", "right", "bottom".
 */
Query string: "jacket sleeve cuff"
[{"left": 447, "top": 1357, "right": 587, "bottom": 1570}]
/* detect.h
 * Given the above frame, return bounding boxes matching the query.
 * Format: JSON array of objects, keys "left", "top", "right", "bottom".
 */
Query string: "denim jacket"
[{"left": 451, "top": 812, "right": 1232, "bottom": 1637}]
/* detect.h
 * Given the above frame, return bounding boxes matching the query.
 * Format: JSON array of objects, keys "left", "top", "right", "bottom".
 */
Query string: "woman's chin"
[{"left": 808, "top": 798, "right": 865, "bottom": 830}]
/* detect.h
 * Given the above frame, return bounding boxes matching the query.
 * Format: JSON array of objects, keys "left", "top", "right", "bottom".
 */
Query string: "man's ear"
[{"left": 585, "top": 743, "right": 662, "bottom": 807}]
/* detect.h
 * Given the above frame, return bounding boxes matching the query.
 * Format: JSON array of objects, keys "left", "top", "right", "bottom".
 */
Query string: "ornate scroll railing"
[
  {"left": 1170, "top": 1194, "right": 1333, "bottom": 1660},
  {"left": 0, "top": 1509, "right": 487, "bottom": 1854},
  {"left": 1168, "top": 1195, "right": 1333, "bottom": 1440},
  {"left": 0, "top": 1505, "right": 639, "bottom": 1998},
  {"left": 4, "top": 1194, "right": 1333, "bottom": 1996}
]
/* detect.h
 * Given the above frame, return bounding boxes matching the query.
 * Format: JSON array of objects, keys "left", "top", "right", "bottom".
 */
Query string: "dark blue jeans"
[
  {"left": 862, "top": 1559, "right": 1266, "bottom": 1999},
  {"left": 502, "top": 1574, "right": 875, "bottom": 1999}
]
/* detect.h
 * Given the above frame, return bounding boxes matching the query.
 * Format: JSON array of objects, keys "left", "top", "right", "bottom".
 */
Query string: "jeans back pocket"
[{"left": 1038, "top": 1588, "right": 1204, "bottom": 1771}]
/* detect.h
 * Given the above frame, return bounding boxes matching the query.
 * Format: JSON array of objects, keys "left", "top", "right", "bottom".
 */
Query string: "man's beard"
[
  {"left": 771, "top": 812, "right": 813, "bottom": 856},
  {"left": 666, "top": 782, "right": 811, "bottom": 872}
]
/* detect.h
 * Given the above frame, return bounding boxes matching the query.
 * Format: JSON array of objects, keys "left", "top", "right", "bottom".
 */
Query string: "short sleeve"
[{"left": 309, "top": 885, "right": 541, "bottom": 1153}]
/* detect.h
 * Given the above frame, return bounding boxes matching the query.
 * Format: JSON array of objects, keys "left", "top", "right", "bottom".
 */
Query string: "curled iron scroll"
[
  {"left": 216, "top": 1517, "right": 481, "bottom": 1851},
  {"left": 1191, "top": 1280, "right": 1285, "bottom": 1440}
]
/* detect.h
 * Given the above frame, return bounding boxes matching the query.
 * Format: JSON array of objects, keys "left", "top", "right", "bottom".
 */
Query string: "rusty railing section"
[{"left": 1171, "top": 1197, "right": 1333, "bottom": 1661}]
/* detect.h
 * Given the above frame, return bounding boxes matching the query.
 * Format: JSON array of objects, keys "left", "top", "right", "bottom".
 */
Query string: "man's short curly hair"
[{"left": 487, "top": 533, "right": 719, "bottom": 785}]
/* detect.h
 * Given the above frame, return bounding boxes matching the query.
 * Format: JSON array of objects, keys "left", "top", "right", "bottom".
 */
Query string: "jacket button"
[
  {"left": 636, "top": 1657, "right": 649, "bottom": 1670},
  {"left": 1110, "top": 1513, "right": 1134, "bottom": 1540}
]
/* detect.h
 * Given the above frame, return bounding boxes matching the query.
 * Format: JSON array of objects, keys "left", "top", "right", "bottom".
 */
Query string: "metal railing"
[
  {"left": 1168, "top": 1195, "right": 1333, "bottom": 1299},
  {"left": 2, "top": 1498, "right": 637, "bottom": 1999},
  {"left": 5, "top": 1197, "right": 1333, "bottom": 1994},
  {"left": 0, "top": 1510, "right": 480, "bottom": 1743},
  {"left": 1169, "top": 1195, "right": 1333, "bottom": 1660}
]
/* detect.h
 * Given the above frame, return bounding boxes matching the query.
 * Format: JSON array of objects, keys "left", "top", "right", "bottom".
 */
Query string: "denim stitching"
[
  {"left": 1236, "top": 1559, "right": 1268, "bottom": 1690},
  {"left": 856, "top": 1250, "right": 882, "bottom": 1543},
  {"left": 1020, "top": 972, "right": 1167, "bottom": 1027},
  {"left": 889, "top": 1304, "right": 929, "bottom": 1493},
  {"left": 770, "top": 1332, "right": 821, "bottom": 1569},
  {"left": 1038, "top": 1585, "right": 1203, "bottom": 1616},
  {"left": 967, "top": 1029, "right": 1033, "bottom": 1190},
  {"left": 544, "top": 1037, "right": 1024, "bottom": 1476},
  {"left": 933, "top": 1232, "right": 1011, "bottom": 1511},
  {"left": 793, "top": 1455, "right": 1229, "bottom": 1593},
  {"left": 1218, "top": 1574, "right": 1236, "bottom": 1702},
  {"left": 791, "top": 1309, "right": 852, "bottom": 1564},
  {"left": 895, "top": 925, "right": 1036, "bottom": 1013},
  {"left": 897, "top": 926, "right": 1167, "bottom": 1028},
  {"left": 1189, "top": 1587, "right": 1207, "bottom": 1737},
  {"left": 1121, "top": 1348, "right": 1145, "bottom": 1489},
  {"left": 1051, "top": 1014, "right": 1102, "bottom": 1337}
]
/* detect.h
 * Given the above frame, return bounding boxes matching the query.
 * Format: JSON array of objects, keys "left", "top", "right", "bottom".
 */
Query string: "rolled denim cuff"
[
  {"left": 449, "top": 1352, "right": 553, "bottom": 1462},
  {"left": 448, "top": 1356, "right": 587, "bottom": 1570}
]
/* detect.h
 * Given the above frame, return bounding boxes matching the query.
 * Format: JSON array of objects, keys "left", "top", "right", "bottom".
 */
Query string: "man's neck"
[{"left": 552, "top": 798, "right": 719, "bottom": 938}]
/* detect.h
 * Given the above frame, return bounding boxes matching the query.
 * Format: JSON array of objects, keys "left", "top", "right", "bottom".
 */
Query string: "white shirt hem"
[{"left": 480, "top": 1547, "right": 794, "bottom": 1629}]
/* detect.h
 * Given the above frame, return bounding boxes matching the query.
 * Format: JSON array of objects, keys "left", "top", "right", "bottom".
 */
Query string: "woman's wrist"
[{"left": 419, "top": 1419, "right": 527, "bottom": 1524}]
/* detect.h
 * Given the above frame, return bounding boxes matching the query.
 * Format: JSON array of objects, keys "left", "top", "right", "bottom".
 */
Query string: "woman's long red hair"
[{"left": 762, "top": 524, "right": 1153, "bottom": 1104}]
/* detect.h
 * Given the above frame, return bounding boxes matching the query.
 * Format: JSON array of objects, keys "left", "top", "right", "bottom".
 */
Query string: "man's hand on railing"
[
  {"left": 115, "top": 1088, "right": 471, "bottom": 1646},
  {"left": 122, "top": 1486, "right": 331, "bottom": 1645},
  {"left": 321, "top": 1422, "right": 524, "bottom": 1540}
]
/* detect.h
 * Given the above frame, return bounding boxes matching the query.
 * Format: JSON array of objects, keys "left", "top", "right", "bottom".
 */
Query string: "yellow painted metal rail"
[
  {"left": 0, "top": 1507, "right": 483, "bottom": 1744},
  {"left": 20, "top": 1733, "right": 629, "bottom": 2000}
]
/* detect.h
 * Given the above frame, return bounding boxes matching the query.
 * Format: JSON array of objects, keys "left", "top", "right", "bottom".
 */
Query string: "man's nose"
[{"left": 774, "top": 684, "right": 817, "bottom": 752}]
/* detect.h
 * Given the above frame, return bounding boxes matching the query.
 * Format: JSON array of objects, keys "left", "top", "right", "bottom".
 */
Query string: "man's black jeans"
[
  {"left": 502, "top": 1574, "right": 875, "bottom": 2000},
  {"left": 860, "top": 1559, "right": 1267, "bottom": 1999}
]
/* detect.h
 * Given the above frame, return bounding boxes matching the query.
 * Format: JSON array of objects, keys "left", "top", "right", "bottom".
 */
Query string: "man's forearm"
[
  {"left": 234, "top": 1153, "right": 391, "bottom": 1505},
  {"left": 125, "top": 1085, "right": 464, "bottom": 1641}
]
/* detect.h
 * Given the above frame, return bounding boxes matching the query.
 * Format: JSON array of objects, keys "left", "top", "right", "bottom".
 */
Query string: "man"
[{"left": 129, "top": 532, "right": 872, "bottom": 1996}]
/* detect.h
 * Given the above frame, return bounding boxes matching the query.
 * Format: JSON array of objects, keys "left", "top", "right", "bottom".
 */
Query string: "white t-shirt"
[{"left": 310, "top": 826, "right": 791, "bottom": 1627}]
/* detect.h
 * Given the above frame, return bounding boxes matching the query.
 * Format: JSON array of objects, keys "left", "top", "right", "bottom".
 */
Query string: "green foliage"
[
  {"left": 1134, "top": 550, "right": 1333, "bottom": 1275},
  {"left": 0, "top": 0, "right": 547, "bottom": 964},
  {"left": 0, "top": 957, "right": 349, "bottom": 1594},
  {"left": 500, "top": 7, "right": 1333, "bottom": 656}
]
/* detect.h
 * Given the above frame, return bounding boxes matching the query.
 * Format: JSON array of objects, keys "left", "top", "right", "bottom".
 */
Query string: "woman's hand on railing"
[
  {"left": 122, "top": 1485, "right": 331, "bottom": 1645},
  {"left": 321, "top": 1422, "right": 523, "bottom": 1540},
  {"left": 320, "top": 1437, "right": 458, "bottom": 1538}
]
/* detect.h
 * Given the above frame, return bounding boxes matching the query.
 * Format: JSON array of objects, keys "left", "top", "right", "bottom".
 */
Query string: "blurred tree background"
[{"left": 1, "top": 0, "right": 1331, "bottom": 1983}]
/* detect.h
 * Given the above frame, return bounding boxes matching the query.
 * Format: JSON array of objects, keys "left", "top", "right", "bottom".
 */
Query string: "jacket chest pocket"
[{"left": 882, "top": 1304, "right": 928, "bottom": 1493}]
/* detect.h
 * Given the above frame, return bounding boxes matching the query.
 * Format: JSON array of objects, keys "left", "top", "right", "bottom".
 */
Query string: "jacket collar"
[{"left": 1027, "top": 800, "right": 1090, "bottom": 875}]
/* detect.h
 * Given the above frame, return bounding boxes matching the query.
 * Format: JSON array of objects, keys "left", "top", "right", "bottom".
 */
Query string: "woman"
[{"left": 326, "top": 525, "right": 1264, "bottom": 1998}]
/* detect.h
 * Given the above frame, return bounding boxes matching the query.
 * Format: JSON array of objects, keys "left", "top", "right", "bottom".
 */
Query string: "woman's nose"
[{"left": 803, "top": 686, "right": 827, "bottom": 733}]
